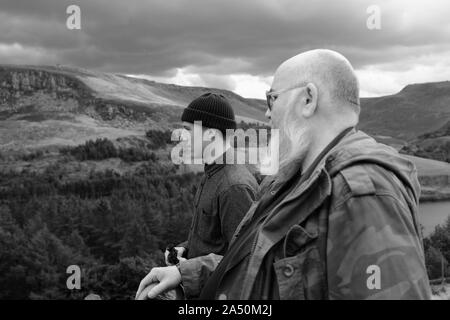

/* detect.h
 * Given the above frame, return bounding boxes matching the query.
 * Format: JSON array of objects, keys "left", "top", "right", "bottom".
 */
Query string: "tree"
[
  {"left": 0, "top": 155, "right": 200, "bottom": 299},
  {"left": 424, "top": 244, "right": 448, "bottom": 280},
  {"left": 424, "top": 216, "right": 450, "bottom": 280},
  {"left": 120, "top": 213, "right": 158, "bottom": 258}
]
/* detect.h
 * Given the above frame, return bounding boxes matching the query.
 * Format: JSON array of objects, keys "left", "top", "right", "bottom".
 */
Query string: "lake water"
[{"left": 418, "top": 201, "right": 450, "bottom": 237}]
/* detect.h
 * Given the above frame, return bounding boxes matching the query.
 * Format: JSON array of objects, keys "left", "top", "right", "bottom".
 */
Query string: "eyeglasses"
[{"left": 265, "top": 84, "right": 307, "bottom": 111}]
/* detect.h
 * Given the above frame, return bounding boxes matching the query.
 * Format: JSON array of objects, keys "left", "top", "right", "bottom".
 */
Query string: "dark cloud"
[{"left": 1, "top": 0, "right": 449, "bottom": 87}]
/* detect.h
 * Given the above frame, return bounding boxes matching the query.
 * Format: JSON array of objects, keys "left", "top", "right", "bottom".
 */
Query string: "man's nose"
[{"left": 265, "top": 108, "right": 271, "bottom": 120}]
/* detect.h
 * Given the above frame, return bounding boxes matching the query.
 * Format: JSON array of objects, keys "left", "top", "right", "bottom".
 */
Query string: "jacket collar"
[
  {"left": 204, "top": 146, "right": 235, "bottom": 178},
  {"left": 269, "top": 127, "right": 356, "bottom": 200},
  {"left": 204, "top": 162, "right": 226, "bottom": 178},
  {"left": 239, "top": 168, "right": 332, "bottom": 299},
  {"left": 324, "top": 129, "right": 420, "bottom": 204}
]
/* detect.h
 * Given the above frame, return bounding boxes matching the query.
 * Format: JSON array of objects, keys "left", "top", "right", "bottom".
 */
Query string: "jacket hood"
[{"left": 325, "top": 129, "right": 421, "bottom": 204}]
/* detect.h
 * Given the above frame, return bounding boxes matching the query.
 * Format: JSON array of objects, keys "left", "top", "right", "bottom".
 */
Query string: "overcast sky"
[{"left": 1, "top": 0, "right": 450, "bottom": 98}]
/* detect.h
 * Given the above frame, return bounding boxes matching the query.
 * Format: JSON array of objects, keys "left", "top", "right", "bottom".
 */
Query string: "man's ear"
[{"left": 301, "top": 83, "right": 318, "bottom": 118}]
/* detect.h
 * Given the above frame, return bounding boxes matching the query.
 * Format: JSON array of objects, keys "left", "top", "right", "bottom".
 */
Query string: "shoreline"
[{"left": 420, "top": 196, "right": 450, "bottom": 203}]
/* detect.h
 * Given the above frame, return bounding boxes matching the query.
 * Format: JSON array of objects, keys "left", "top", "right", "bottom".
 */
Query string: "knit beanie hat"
[{"left": 181, "top": 93, "right": 237, "bottom": 134}]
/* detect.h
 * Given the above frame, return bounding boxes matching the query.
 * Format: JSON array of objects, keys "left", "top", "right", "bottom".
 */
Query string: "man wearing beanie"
[{"left": 162, "top": 93, "right": 260, "bottom": 289}]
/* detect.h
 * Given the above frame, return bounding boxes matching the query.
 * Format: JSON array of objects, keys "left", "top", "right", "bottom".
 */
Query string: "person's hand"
[
  {"left": 135, "top": 283, "right": 183, "bottom": 300},
  {"left": 135, "top": 266, "right": 182, "bottom": 300},
  {"left": 164, "top": 246, "right": 187, "bottom": 266}
]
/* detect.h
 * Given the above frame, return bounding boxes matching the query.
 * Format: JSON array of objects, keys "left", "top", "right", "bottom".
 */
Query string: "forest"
[{"left": 0, "top": 134, "right": 200, "bottom": 299}]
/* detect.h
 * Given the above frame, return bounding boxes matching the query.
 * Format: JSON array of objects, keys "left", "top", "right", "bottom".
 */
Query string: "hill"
[
  {"left": 0, "top": 65, "right": 266, "bottom": 151},
  {"left": 359, "top": 81, "right": 450, "bottom": 141},
  {"left": 226, "top": 81, "right": 450, "bottom": 145},
  {"left": 2, "top": 64, "right": 450, "bottom": 149},
  {"left": 400, "top": 121, "right": 450, "bottom": 163}
]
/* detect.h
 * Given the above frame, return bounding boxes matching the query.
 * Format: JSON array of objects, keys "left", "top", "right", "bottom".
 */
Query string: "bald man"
[{"left": 136, "top": 49, "right": 431, "bottom": 300}]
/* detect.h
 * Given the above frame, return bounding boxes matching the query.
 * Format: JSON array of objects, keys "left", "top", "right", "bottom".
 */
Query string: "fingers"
[
  {"left": 147, "top": 281, "right": 169, "bottom": 299},
  {"left": 136, "top": 284, "right": 154, "bottom": 300},
  {"left": 135, "top": 268, "right": 158, "bottom": 300},
  {"left": 136, "top": 266, "right": 182, "bottom": 300},
  {"left": 136, "top": 278, "right": 169, "bottom": 300}
]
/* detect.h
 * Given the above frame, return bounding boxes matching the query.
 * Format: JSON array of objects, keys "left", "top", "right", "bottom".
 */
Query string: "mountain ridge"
[
  {"left": 359, "top": 81, "right": 450, "bottom": 141},
  {"left": 1, "top": 64, "right": 449, "bottom": 151},
  {"left": 0, "top": 64, "right": 267, "bottom": 122}
]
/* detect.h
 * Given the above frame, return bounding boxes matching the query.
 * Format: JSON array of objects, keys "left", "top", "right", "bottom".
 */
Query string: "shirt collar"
[{"left": 204, "top": 143, "right": 232, "bottom": 177}]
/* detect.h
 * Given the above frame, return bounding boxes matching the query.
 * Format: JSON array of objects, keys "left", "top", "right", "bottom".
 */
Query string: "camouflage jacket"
[{"left": 179, "top": 129, "right": 431, "bottom": 300}]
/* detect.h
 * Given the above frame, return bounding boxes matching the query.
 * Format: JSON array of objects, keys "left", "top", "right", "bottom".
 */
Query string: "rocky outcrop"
[
  {"left": 0, "top": 66, "right": 172, "bottom": 128},
  {"left": 0, "top": 66, "right": 92, "bottom": 113}
]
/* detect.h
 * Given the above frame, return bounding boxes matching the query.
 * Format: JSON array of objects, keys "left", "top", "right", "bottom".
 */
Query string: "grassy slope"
[
  {"left": 359, "top": 82, "right": 450, "bottom": 141},
  {"left": 88, "top": 74, "right": 268, "bottom": 122}
]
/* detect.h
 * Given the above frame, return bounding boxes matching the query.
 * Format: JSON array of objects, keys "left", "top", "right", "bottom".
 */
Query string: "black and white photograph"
[{"left": 0, "top": 0, "right": 449, "bottom": 306}]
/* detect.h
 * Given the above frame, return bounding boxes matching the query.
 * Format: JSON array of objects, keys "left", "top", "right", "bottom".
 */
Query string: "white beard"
[{"left": 277, "top": 112, "right": 311, "bottom": 172}]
